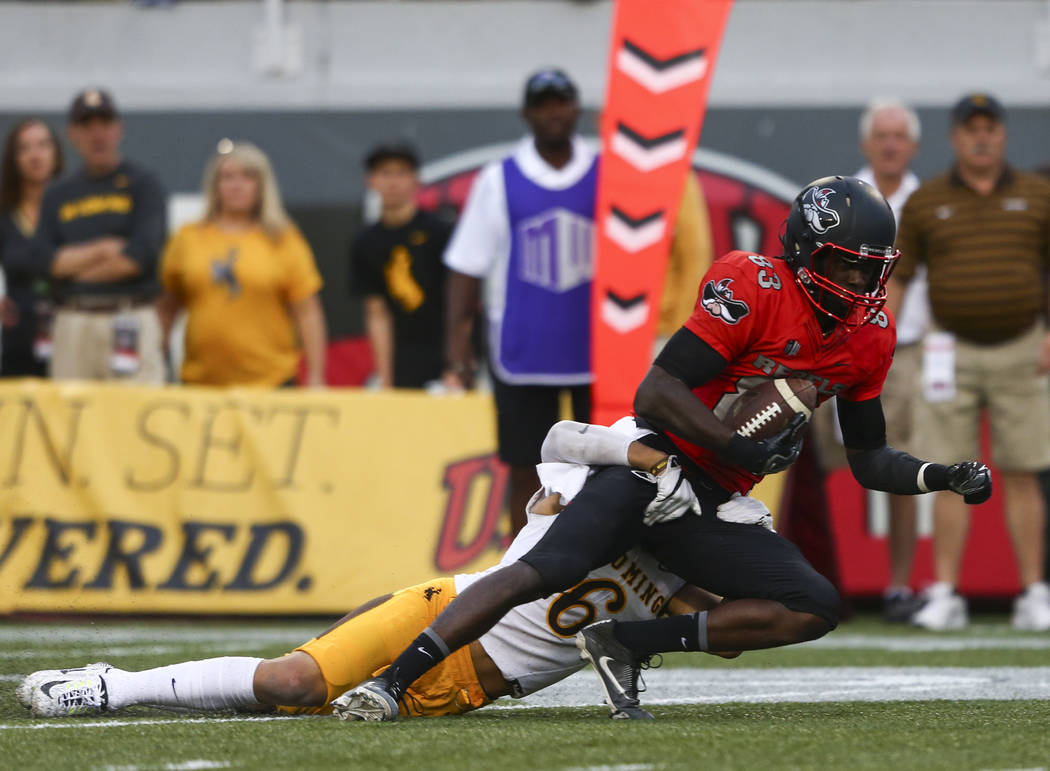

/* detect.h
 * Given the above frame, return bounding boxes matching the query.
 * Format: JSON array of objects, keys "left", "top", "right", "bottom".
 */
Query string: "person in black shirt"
[
  {"left": 34, "top": 88, "right": 167, "bottom": 382},
  {"left": 0, "top": 118, "right": 63, "bottom": 376},
  {"left": 349, "top": 142, "right": 451, "bottom": 389}
]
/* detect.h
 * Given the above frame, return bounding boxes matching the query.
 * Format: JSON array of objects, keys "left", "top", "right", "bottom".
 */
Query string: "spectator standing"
[
  {"left": 443, "top": 69, "right": 597, "bottom": 535},
  {"left": 0, "top": 119, "right": 63, "bottom": 376},
  {"left": 34, "top": 89, "right": 167, "bottom": 382},
  {"left": 158, "top": 141, "right": 326, "bottom": 387},
  {"left": 856, "top": 98, "right": 925, "bottom": 621},
  {"left": 891, "top": 94, "right": 1050, "bottom": 630},
  {"left": 349, "top": 142, "right": 451, "bottom": 388}
]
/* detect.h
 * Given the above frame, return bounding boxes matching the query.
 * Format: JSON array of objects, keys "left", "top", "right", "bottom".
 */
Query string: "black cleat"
[{"left": 576, "top": 620, "right": 654, "bottom": 720}]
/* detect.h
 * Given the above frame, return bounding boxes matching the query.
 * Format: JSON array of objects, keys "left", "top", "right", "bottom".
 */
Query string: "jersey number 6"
[{"left": 546, "top": 579, "right": 627, "bottom": 637}]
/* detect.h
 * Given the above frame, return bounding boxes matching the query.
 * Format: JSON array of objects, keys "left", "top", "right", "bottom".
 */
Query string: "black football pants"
[{"left": 519, "top": 463, "right": 841, "bottom": 627}]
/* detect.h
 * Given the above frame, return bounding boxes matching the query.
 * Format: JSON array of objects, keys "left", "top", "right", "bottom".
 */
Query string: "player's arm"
[
  {"left": 541, "top": 420, "right": 667, "bottom": 474},
  {"left": 635, "top": 328, "right": 733, "bottom": 447},
  {"left": 635, "top": 328, "right": 803, "bottom": 475},
  {"left": 838, "top": 396, "right": 992, "bottom": 502}
]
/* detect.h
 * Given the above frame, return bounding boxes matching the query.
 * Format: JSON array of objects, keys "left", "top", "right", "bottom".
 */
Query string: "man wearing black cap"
[
  {"left": 33, "top": 88, "right": 167, "bottom": 381},
  {"left": 890, "top": 93, "right": 1050, "bottom": 631},
  {"left": 442, "top": 68, "right": 597, "bottom": 535},
  {"left": 349, "top": 141, "right": 452, "bottom": 389}
]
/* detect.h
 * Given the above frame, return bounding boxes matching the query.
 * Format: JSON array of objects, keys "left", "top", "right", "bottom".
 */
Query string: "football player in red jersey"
[{"left": 340, "top": 176, "right": 994, "bottom": 721}]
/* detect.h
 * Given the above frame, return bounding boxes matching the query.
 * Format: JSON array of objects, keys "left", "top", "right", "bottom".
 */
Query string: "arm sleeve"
[
  {"left": 281, "top": 227, "right": 323, "bottom": 303},
  {"left": 122, "top": 170, "right": 168, "bottom": 274},
  {"left": 836, "top": 396, "right": 888, "bottom": 451},
  {"left": 653, "top": 326, "right": 729, "bottom": 389},
  {"left": 443, "top": 162, "right": 507, "bottom": 278},
  {"left": 838, "top": 396, "right": 952, "bottom": 494},
  {"left": 540, "top": 421, "right": 633, "bottom": 466}
]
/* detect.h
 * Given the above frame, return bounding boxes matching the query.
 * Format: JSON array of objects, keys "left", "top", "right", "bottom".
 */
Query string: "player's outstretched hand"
[
  {"left": 947, "top": 461, "right": 993, "bottom": 504},
  {"left": 634, "top": 456, "right": 701, "bottom": 525}
]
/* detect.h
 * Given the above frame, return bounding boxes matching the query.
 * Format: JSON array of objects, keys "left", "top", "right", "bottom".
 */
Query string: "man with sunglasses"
[{"left": 340, "top": 175, "right": 993, "bottom": 721}]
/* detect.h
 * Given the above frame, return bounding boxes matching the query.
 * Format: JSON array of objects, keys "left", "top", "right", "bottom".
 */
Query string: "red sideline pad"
[{"left": 298, "top": 336, "right": 374, "bottom": 387}]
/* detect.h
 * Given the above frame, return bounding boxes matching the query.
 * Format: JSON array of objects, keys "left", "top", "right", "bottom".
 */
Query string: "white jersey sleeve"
[
  {"left": 454, "top": 511, "right": 685, "bottom": 698},
  {"left": 442, "top": 160, "right": 509, "bottom": 279}
]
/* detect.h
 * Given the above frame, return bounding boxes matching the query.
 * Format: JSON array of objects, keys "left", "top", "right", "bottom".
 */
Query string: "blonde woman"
[{"left": 159, "top": 141, "right": 327, "bottom": 387}]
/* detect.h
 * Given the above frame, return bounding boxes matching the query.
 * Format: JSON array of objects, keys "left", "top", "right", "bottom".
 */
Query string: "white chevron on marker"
[
  {"left": 601, "top": 295, "right": 650, "bottom": 334},
  {"left": 616, "top": 42, "right": 708, "bottom": 93},
  {"left": 610, "top": 130, "right": 687, "bottom": 172},
  {"left": 605, "top": 212, "right": 666, "bottom": 253}
]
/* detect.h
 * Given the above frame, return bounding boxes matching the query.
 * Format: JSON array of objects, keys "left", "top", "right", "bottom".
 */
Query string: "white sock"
[{"left": 104, "top": 656, "right": 262, "bottom": 711}]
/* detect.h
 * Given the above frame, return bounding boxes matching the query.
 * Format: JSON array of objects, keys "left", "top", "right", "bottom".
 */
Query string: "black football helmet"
[{"left": 780, "top": 175, "right": 899, "bottom": 332}]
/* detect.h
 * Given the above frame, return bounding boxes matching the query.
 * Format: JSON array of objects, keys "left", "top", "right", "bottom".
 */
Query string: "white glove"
[
  {"left": 632, "top": 456, "right": 701, "bottom": 525},
  {"left": 715, "top": 492, "right": 775, "bottom": 532}
]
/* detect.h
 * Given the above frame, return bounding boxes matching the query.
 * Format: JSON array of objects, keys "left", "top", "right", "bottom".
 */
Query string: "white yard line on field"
[
  {"left": 4, "top": 666, "right": 1050, "bottom": 729},
  {"left": 0, "top": 715, "right": 298, "bottom": 730}
]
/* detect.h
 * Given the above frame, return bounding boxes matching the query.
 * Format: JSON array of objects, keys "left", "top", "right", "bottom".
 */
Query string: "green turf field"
[{"left": 3, "top": 614, "right": 1049, "bottom": 771}]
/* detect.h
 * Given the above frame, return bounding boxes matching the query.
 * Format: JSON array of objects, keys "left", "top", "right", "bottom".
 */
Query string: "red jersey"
[{"left": 665, "top": 250, "right": 896, "bottom": 494}]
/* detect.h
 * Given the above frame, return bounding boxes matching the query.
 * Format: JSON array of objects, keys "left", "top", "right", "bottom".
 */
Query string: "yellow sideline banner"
[
  {"left": 0, "top": 380, "right": 784, "bottom": 615},
  {"left": 0, "top": 380, "right": 511, "bottom": 615}
]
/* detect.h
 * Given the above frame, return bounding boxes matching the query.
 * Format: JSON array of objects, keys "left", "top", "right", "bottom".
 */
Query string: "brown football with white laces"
[{"left": 724, "top": 378, "right": 819, "bottom": 441}]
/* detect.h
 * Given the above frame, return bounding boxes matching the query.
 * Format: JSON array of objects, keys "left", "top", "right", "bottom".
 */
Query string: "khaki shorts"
[
  {"left": 913, "top": 322, "right": 1050, "bottom": 471},
  {"left": 881, "top": 343, "right": 921, "bottom": 452},
  {"left": 50, "top": 306, "right": 165, "bottom": 384}
]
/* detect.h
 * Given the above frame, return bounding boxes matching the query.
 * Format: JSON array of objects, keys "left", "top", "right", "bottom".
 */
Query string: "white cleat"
[
  {"left": 911, "top": 583, "right": 968, "bottom": 631},
  {"left": 331, "top": 679, "right": 400, "bottom": 722},
  {"left": 17, "top": 663, "right": 111, "bottom": 710},
  {"left": 1012, "top": 582, "right": 1050, "bottom": 631},
  {"left": 30, "top": 673, "right": 109, "bottom": 717}
]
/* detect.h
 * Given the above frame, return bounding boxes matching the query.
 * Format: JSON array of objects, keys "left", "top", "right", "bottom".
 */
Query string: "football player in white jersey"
[{"left": 19, "top": 422, "right": 731, "bottom": 720}]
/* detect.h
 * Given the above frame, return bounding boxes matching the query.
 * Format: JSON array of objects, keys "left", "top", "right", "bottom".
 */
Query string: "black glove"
[
  {"left": 946, "top": 461, "right": 992, "bottom": 504},
  {"left": 722, "top": 413, "right": 807, "bottom": 476}
]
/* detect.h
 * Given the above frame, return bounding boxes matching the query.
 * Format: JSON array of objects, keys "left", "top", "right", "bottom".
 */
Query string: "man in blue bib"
[{"left": 443, "top": 69, "right": 598, "bottom": 534}]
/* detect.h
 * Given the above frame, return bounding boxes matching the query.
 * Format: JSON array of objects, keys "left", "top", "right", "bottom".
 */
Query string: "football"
[{"left": 724, "top": 378, "right": 819, "bottom": 441}]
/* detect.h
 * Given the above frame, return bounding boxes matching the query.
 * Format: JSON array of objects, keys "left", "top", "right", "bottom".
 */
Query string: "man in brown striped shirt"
[{"left": 890, "top": 93, "right": 1050, "bottom": 631}]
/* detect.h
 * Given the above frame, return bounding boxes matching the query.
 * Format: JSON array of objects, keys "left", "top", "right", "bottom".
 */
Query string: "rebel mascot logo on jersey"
[{"left": 701, "top": 277, "right": 751, "bottom": 325}]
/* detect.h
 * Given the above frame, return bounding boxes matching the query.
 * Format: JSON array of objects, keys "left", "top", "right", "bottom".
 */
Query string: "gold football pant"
[{"left": 279, "top": 578, "right": 490, "bottom": 718}]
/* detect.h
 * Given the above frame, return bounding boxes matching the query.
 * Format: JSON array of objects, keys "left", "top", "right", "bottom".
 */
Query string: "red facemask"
[{"left": 794, "top": 242, "right": 899, "bottom": 333}]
